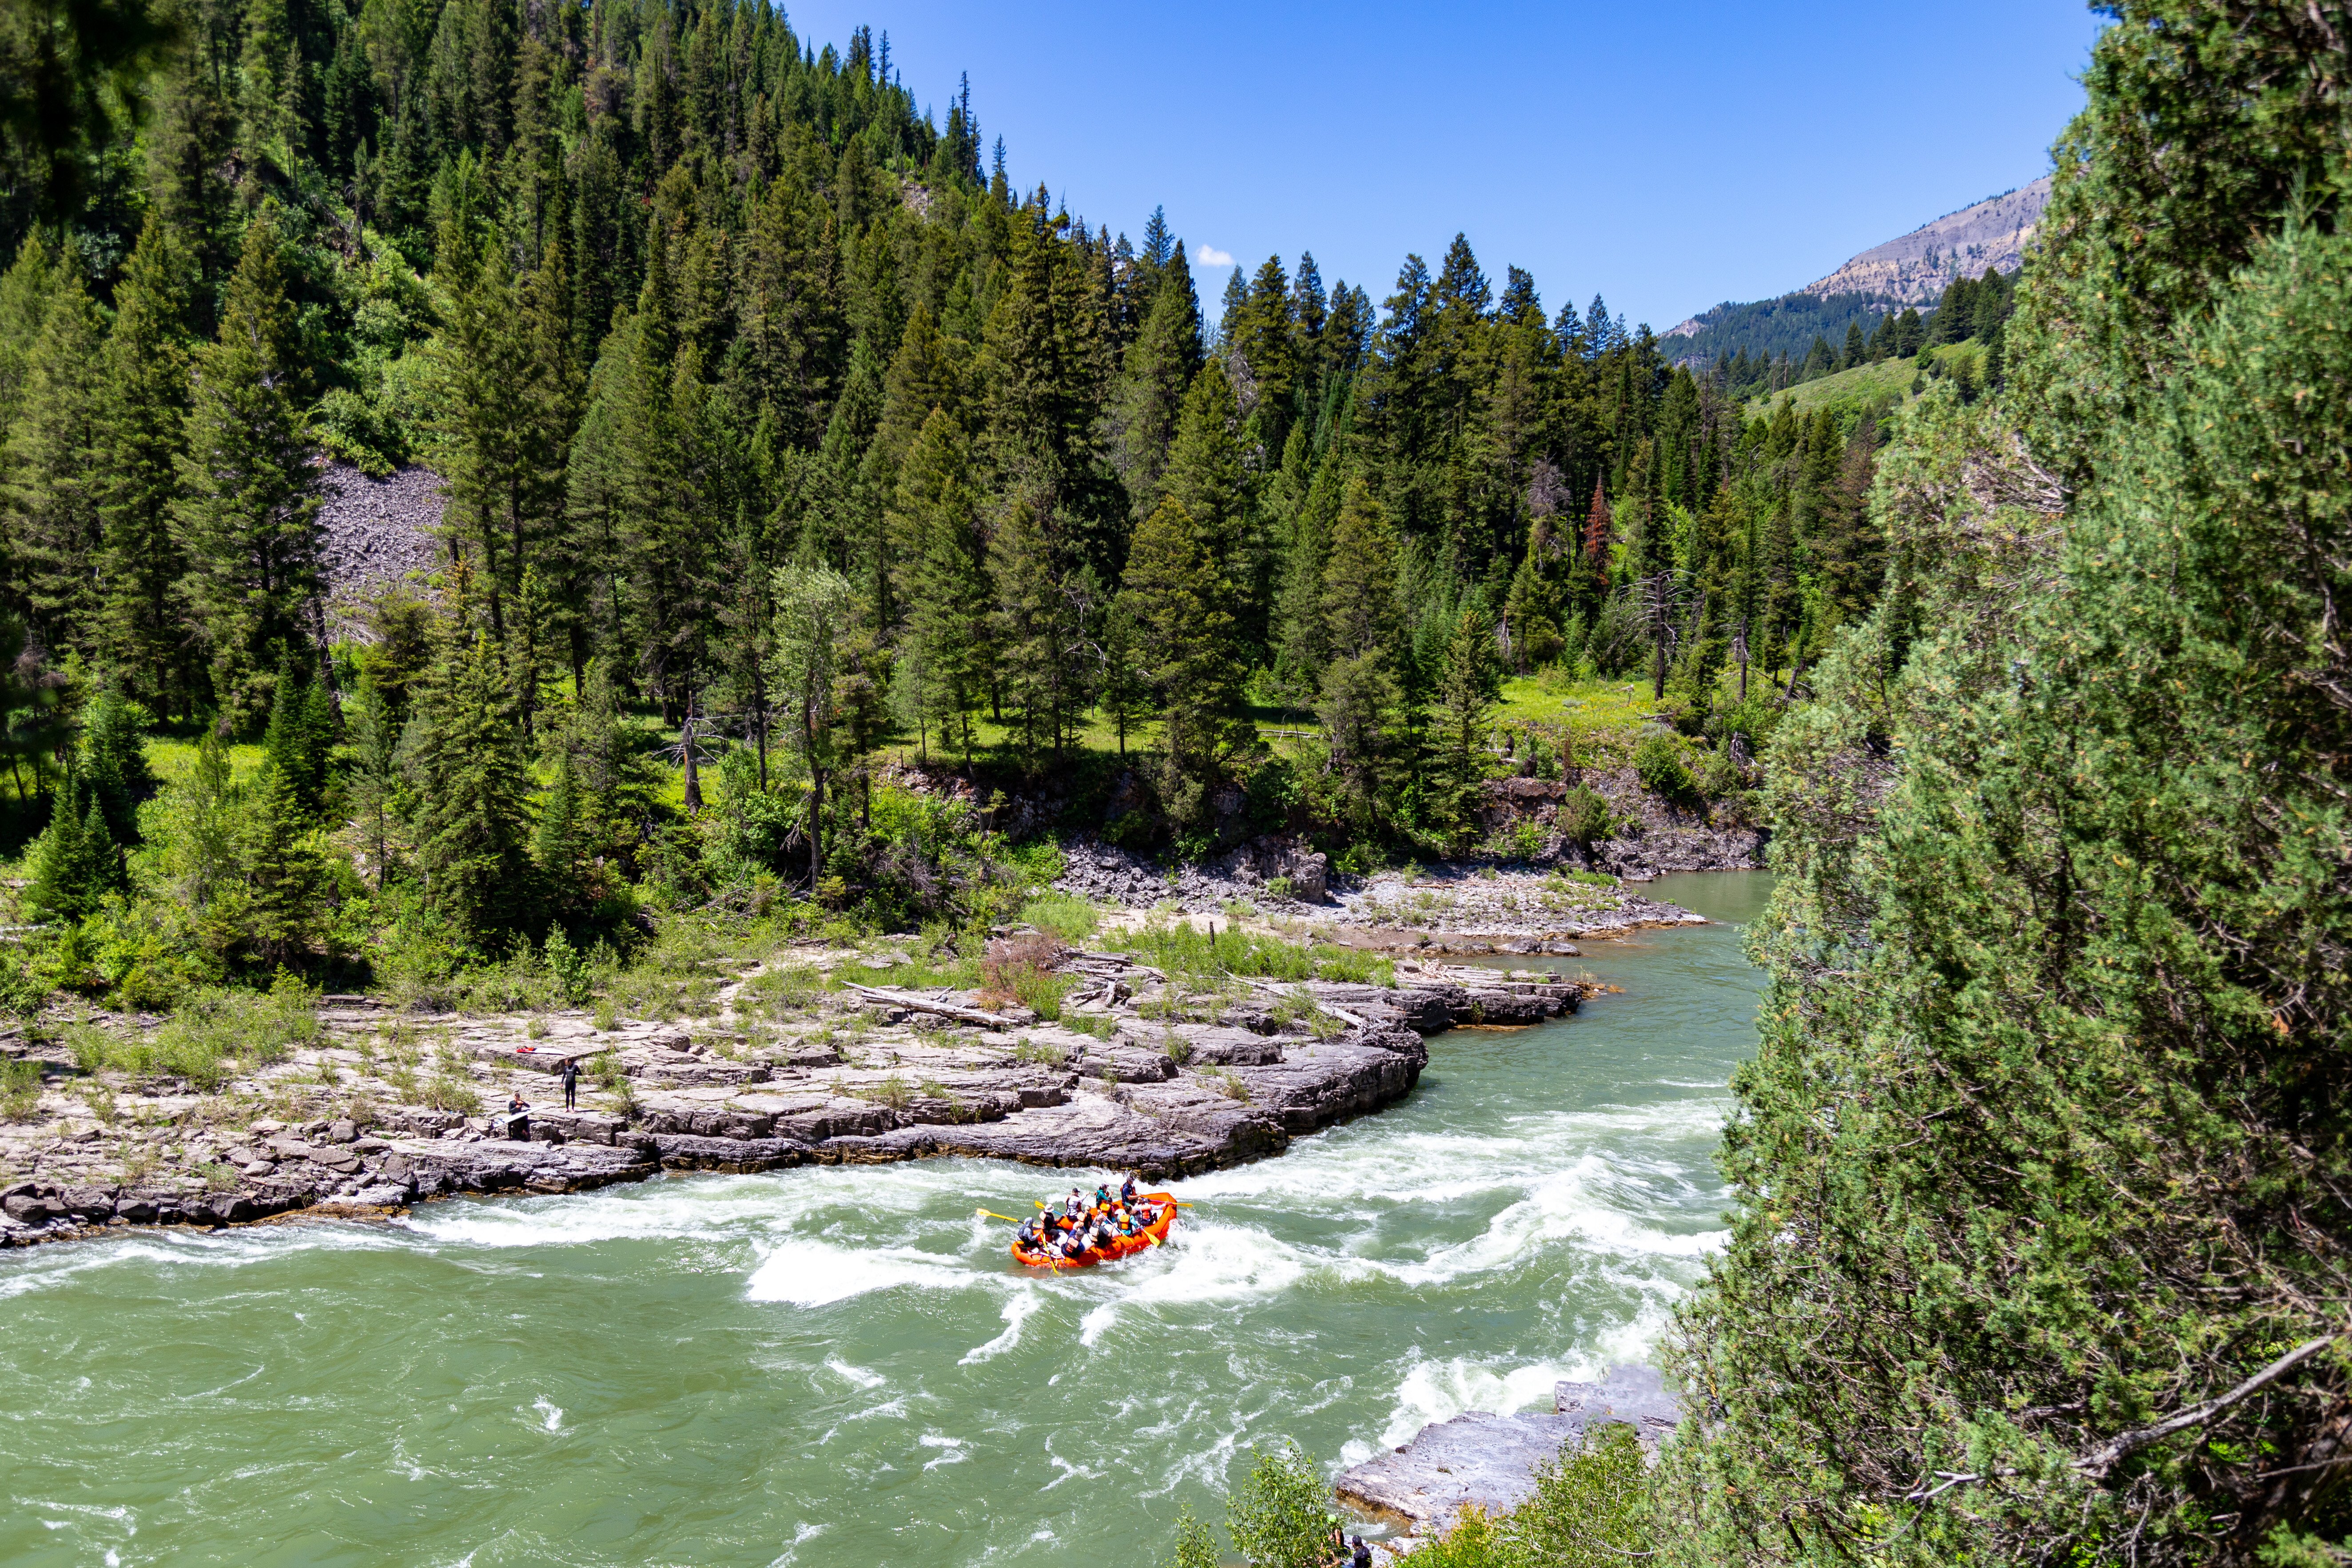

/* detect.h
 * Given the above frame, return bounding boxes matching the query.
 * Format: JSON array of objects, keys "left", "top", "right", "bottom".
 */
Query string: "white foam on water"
[
  {"left": 766, "top": 1521, "right": 825, "bottom": 1567},
  {"left": 1077, "top": 1302, "right": 1120, "bottom": 1347},
  {"left": 960, "top": 1290, "right": 1038, "bottom": 1364},
  {"left": 745, "top": 1238, "right": 969, "bottom": 1306},
  {"left": 0, "top": 1224, "right": 408, "bottom": 1302},
  {"left": 920, "top": 1431, "right": 967, "bottom": 1470},
  {"left": 402, "top": 1174, "right": 802, "bottom": 1249},
  {"left": 1374, "top": 1356, "right": 1587, "bottom": 1451},
  {"left": 531, "top": 1397, "right": 562, "bottom": 1432},
  {"left": 824, "top": 1357, "right": 885, "bottom": 1389},
  {"left": 1364, "top": 1156, "right": 1725, "bottom": 1287},
  {"left": 1363, "top": 1291, "right": 1683, "bottom": 1452},
  {"left": 1183, "top": 1097, "right": 1730, "bottom": 1213}
]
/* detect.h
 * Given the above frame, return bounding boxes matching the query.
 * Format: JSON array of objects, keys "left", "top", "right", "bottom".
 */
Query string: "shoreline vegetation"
[
  {"left": 0, "top": 875, "right": 1699, "bottom": 1250},
  {"left": 0, "top": 0, "right": 2338, "bottom": 1562}
]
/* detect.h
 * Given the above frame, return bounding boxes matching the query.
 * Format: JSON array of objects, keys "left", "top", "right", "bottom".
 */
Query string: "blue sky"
[{"left": 787, "top": 0, "right": 2107, "bottom": 330}]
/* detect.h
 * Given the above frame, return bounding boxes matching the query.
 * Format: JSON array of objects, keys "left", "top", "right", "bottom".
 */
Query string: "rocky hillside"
[
  {"left": 1797, "top": 175, "right": 2051, "bottom": 303},
  {"left": 318, "top": 462, "right": 446, "bottom": 638}
]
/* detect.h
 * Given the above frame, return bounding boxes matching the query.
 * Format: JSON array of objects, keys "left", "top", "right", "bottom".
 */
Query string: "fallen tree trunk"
[{"left": 840, "top": 983, "right": 1020, "bottom": 1030}]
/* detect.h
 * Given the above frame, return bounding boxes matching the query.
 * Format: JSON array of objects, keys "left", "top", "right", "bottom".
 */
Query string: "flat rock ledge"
[
  {"left": 1, "top": 962, "right": 1583, "bottom": 1248},
  {"left": 1335, "top": 1365, "right": 1682, "bottom": 1538}
]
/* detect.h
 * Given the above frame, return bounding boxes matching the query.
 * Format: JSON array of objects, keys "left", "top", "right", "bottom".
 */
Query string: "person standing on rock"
[{"left": 560, "top": 1056, "right": 579, "bottom": 1110}]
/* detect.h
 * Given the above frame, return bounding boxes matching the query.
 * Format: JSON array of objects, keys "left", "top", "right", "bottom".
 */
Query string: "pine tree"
[
  {"left": 344, "top": 672, "right": 399, "bottom": 889},
  {"left": 404, "top": 631, "right": 538, "bottom": 942},
  {"left": 238, "top": 759, "right": 322, "bottom": 964},
  {"left": 1321, "top": 478, "right": 1405, "bottom": 662},
  {"left": 25, "top": 773, "right": 122, "bottom": 922},
  {"left": 1095, "top": 593, "right": 1149, "bottom": 760},
  {"left": 1423, "top": 606, "right": 1500, "bottom": 847},
  {"left": 892, "top": 408, "right": 993, "bottom": 768},
  {"left": 153, "top": 724, "right": 239, "bottom": 923},
  {"left": 605, "top": 234, "right": 709, "bottom": 720},
  {"left": 1671, "top": 222, "right": 2352, "bottom": 1568},
  {"left": 1316, "top": 478, "right": 1406, "bottom": 834},
  {"left": 95, "top": 216, "right": 196, "bottom": 717},
  {"left": 1120, "top": 497, "right": 1246, "bottom": 830},
  {"left": 80, "top": 687, "right": 158, "bottom": 847},
  {"left": 533, "top": 746, "right": 587, "bottom": 906},
  {"left": 1110, "top": 241, "right": 1203, "bottom": 514},
  {"left": 989, "top": 490, "right": 1082, "bottom": 762},
  {"left": 172, "top": 211, "right": 323, "bottom": 729},
  {"left": 1500, "top": 553, "right": 1560, "bottom": 672},
  {"left": 260, "top": 657, "right": 335, "bottom": 817},
  {"left": 557, "top": 659, "right": 661, "bottom": 867},
  {"left": 1270, "top": 459, "right": 1342, "bottom": 706},
  {"left": 433, "top": 223, "right": 541, "bottom": 643},
  {"left": 7, "top": 260, "right": 107, "bottom": 660},
  {"left": 1161, "top": 358, "right": 1253, "bottom": 630}
]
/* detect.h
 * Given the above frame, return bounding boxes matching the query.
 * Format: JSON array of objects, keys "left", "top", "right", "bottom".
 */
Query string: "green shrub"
[
  {"left": 1224, "top": 1441, "right": 1338, "bottom": 1568},
  {"left": 1112, "top": 920, "right": 1393, "bottom": 988},
  {"left": 1412, "top": 1422, "right": 1653, "bottom": 1568},
  {"left": 1558, "top": 786, "right": 1615, "bottom": 848},
  {"left": 860, "top": 1073, "right": 912, "bottom": 1110},
  {"left": 1695, "top": 744, "right": 1745, "bottom": 798},
  {"left": 1161, "top": 1505, "right": 1221, "bottom": 1568},
  {"left": 1020, "top": 892, "right": 1099, "bottom": 941},
  {"left": 1631, "top": 731, "right": 1696, "bottom": 803},
  {"left": 0, "top": 1058, "right": 41, "bottom": 1121},
  {"left": 1500, "top": 820, "right": 1547, "bottom": 862},
  {"left": 980, "top": 934, "right": 1072, "bottom": 1019}
]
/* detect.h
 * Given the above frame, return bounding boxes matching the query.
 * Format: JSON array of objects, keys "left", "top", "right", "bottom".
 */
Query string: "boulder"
[
  {"left": 1334, "top": 1411, "right": 1584, "bottom": 1532},
  {"left": 1334, "top": 1366, "right": 1683, "bottom": 1534},
  {"left": 649, "top": 1134, "right": 809, "bottom": 1173}
]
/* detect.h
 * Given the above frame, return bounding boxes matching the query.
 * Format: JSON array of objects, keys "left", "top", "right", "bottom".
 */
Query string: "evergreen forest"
[
  {"left": 0, "top": 0, "right": 2344, "bottom": 1563},
  {"left": 0, "top": 0, "right": 1970, "bottom": 987}
]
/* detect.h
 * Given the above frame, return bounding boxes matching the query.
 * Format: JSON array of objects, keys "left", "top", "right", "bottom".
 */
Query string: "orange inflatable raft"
[{"left": 1011, "top": 1193, "right": 1178, "bottom": 1269}]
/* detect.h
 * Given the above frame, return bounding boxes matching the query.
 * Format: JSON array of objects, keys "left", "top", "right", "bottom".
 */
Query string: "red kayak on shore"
[{"left": 1011, "top": 1193, "right": 1178, "bottom": 1268}]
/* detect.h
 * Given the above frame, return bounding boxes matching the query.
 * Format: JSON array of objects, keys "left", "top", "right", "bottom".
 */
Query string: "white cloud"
[{"left": 1194, "top": 244, "right": 1235, "bottom": 267}]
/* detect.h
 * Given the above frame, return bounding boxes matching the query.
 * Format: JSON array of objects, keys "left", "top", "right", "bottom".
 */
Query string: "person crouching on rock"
[{"left": 505, "top": 1092, "right": 531, "bottom": 1142}]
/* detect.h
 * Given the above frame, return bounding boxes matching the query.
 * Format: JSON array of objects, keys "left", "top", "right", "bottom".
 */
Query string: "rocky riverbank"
[
  {"left": 1336, "top": 1364, "right": 1683, "bottom": 1547},
  {"left": 1053, "top": 839, "right": 1716, "bottom": 955},
  {"left": 0, "top": 940, "right": 1596, "bottom": 1248}
]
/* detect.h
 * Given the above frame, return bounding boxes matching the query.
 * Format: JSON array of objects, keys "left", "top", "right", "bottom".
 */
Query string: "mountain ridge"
[{"left": 1665, "top": 175, "right": 2051, "bottom": 341}]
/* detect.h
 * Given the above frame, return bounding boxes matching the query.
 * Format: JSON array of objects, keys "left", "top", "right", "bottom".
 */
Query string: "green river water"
[{"left": 0, "top": 872, "right": 1772, "bottom": 1568}]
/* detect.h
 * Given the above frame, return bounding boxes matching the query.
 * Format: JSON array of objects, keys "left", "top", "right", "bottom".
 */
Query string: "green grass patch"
[
  {"left": 1110, "top": 919, "right": 1393, "bottom": 988},
  {"left": 1020, "top": 891, "right": 1100, "bottom": 941}
]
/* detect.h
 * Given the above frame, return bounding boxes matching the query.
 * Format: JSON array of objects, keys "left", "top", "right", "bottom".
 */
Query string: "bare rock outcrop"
[
  {"left": 1335, "top": 1365, "right": 1682, "bottom": 1534},
  {"left": 318, "top": 462, "right": 446, "bottom": 638}
]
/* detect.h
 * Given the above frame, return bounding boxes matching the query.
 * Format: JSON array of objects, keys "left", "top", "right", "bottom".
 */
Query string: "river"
[{"left": 0, "top": 872, "right": 1771, "bottom": 1568}]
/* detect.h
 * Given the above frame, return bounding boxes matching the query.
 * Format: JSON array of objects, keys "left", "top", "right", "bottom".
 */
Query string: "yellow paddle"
[{"left": 974, "top": 1208, "right": 1025, "bottom": 1223}]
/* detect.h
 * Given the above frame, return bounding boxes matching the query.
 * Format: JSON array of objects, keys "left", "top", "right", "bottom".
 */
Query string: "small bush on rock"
[
  {"left": 1558, "top": 786, "right": 1615, "bottom": 849},
  {"left": 1632, "top": 732, "right": 1697, "bottom": 804}
]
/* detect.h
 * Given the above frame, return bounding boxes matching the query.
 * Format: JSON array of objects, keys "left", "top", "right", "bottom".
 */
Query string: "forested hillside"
[{"left": 0, "top": 0, "right": 1960, "bottom": 997}]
